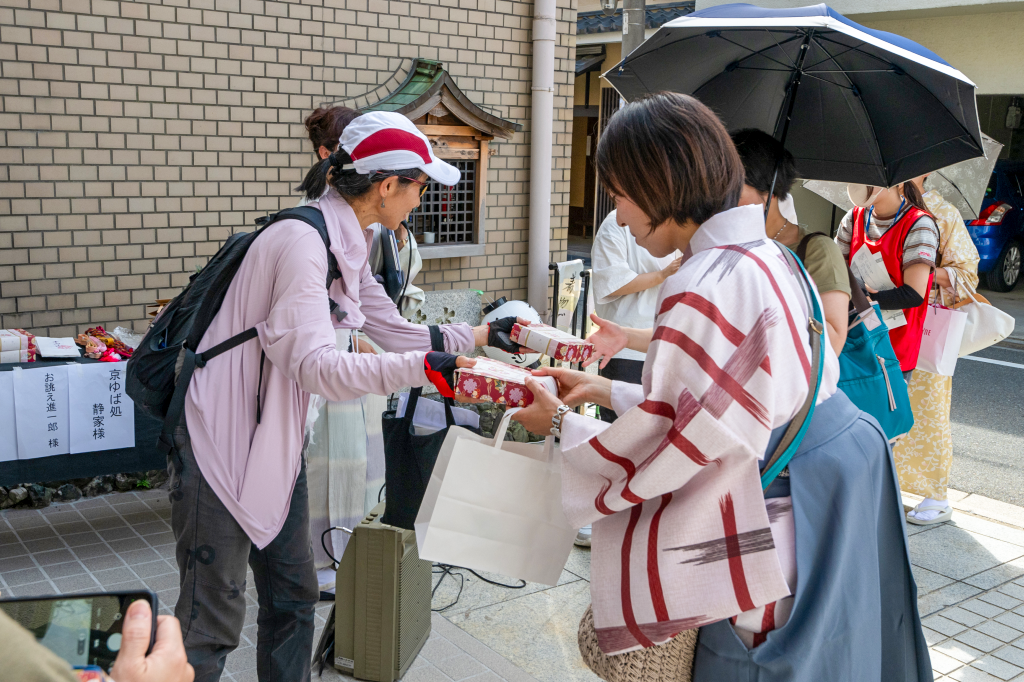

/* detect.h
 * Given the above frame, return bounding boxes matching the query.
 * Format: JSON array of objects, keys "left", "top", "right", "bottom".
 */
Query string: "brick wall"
[{"left": 0, "top": 0, "right": 577, "bottom": 336}]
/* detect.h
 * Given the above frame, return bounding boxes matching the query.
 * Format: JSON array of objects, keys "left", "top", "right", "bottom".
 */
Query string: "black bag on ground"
[
  {"left": 380, "top": 328, "right": 479, "bottom": 530},
  {"left": 126, "top": 206, "right": 342, "bottom": 455}
]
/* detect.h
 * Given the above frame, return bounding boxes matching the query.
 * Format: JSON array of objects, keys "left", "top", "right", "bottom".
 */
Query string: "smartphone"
[{"left": 0, "top": 591, "right": 157, "bottom": 671}]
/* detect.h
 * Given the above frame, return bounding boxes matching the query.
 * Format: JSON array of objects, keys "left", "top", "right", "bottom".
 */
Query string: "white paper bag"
[
  {"left": 917, "top": 304, "right": 967, "bottom": 376},
  {"left": 952, "top": 274, "right": 1015, "bottom": 357},
  {"left": 415, "top": 408, "right": 576, "bottom": 586}
]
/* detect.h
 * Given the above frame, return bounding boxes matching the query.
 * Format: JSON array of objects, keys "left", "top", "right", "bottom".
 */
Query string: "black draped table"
[{"left": 0, "top": 357, "right": 163, "bottom": 487}]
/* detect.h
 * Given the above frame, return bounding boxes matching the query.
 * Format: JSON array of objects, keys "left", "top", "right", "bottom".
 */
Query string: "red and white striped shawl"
[{"left": 560, "top": 205, "right": 840, "bottom": 655}]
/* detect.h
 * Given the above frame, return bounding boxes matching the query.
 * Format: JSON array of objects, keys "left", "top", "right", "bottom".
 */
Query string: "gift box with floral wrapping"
[{"left": 454, "top": 357, "right": 557, "bottom": 407}]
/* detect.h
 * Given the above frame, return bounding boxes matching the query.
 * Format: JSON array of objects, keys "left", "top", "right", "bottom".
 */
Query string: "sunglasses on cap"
[{"left": 370, "top": 171, "right": 431, "bottom": 197}]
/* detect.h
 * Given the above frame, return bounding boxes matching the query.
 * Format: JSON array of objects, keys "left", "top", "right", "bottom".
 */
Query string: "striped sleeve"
[
  {"left": 834, "top": 210, "right": 854, "bottom": 260},
  {"left": 902, "top": 215, "right": 939, "bottom": 268}
]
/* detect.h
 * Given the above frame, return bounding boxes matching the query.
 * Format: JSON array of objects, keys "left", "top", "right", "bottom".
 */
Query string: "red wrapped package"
[
  {"left": 510, "top": 322, "right": 594, "bottom": 364},
  {"left": 0, "top": 329, "right": 36, "bottom": 363},
  {"left": 454, "top": 357, "right": 558, "bottom": 408}
]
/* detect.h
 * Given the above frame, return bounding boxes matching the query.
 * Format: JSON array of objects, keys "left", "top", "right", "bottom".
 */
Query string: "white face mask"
[{"left": 847, "top": 183, "right": 884, "bottom": 208}]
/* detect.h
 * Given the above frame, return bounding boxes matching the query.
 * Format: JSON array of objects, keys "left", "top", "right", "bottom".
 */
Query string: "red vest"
[{"left": 849, "top": 205, "right": 935, "bottom": 372}]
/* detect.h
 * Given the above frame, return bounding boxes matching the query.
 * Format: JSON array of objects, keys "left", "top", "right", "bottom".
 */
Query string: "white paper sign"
[
  {"left": 35, "top": 337, "right": 81, "bottom": 358},
  {"left": 13, "top": 365, "right": 70, "bottom": 459},
  {"left": 68, "top": 363, "right": 134, "bottom": 453},
  {"left": 850, "top": 245, "right": 907, "bottom": 330},
  {"left": 0, "top": 372, "right": 16, "bottom": 462}
]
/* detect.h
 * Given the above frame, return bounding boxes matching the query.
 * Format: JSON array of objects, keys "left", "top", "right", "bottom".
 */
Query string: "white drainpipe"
[{"left": 527, "top": 0, "right": 557, "bottom": 314}]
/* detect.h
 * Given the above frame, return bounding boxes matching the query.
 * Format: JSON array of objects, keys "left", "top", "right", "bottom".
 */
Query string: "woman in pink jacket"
[{"left": 171, "top": 110, "right": 519, "bottom": 682}]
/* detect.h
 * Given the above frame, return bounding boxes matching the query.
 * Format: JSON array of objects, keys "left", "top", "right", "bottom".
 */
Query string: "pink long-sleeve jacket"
[{"left": 183, "top": 190, "right": 474, "bottom": 548}]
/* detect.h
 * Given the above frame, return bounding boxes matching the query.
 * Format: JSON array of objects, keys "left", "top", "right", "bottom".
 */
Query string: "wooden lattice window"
[{"left": 408, "top": 159, "right": 477, "bottom": 244}]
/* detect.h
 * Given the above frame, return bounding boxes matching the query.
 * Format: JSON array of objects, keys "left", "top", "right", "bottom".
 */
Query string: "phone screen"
[{"left": 0, "top": 592, "right": 156, "bottom": 670}]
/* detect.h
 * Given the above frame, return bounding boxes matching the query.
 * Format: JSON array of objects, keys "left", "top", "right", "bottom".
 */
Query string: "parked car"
[{"left": 968, "top": 160, "right": 1024, "bottom": 291}]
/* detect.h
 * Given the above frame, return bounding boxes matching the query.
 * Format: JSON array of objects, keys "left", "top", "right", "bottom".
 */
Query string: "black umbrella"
[{"left": 604, "top": 3, "right": 984, "bottom": 188}]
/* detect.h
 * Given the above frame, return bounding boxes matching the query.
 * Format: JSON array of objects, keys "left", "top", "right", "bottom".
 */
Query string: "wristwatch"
[{"left": 550, "top": 404, "right": 573, "bottom": 437}]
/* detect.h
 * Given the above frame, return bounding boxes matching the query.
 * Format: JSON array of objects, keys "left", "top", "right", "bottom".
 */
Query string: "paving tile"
[
  {"left": 937, "top": 639, "right": 988, "bottom": 664},
  {"left": 946, "top": 608, "right": 991, "bottom": 628},
  {"left": 79, "top": 506, "right": 119, "bottom": 520},
  {"left": 435, "top": 652, "right": 488, "bottom": 680},
  {"left": 957, "top": 630, "right": 1005, "bottom": 653},
  {"left": 7, "top": 581, "right": 57, "bottom": 597},
  {"left": 978, "top": 621, "right": 1024, "bottom": 644},
  {"left": 997, "top": 613, "right": 1024, "bottom": 633},
  {"left": 932, "top": 648, "right": 968, "bottom": 675},
  {"left": 949, "top": 666, "right": 1002, "bottom": 681},
  {"left": 97, "top": 527, "right": 135, "bottom": 542},
  {"left": 43, "top": 511, "right": 84, "bottom": 525},
  {"left": 43, "top": 561, "right": 88, "bottom": 579},
  {"left": 1001, "top": 584, "right": 1024, "bottom": 601},
  {"left": 974, "top": 655, "right": 1024, "bottom": 681},
  {"left": 51, "top": 521, "right": 94, "bottom": 535},
  {"left": 952, "top": 516, "right": 1024, "bottom": 549},
  {"left": 109, "top": 501, "right": 151, "bottom": 515},
  {"left": 965, "top": 599, "right": 1008, "bottom": 619},
  {"left": 93, "top": 567, "right": 138, "bottom": 587},
  {"left": 132, "top": 521, "right": 172, "bottom": 536},
  {"left": 402, "top": 664, "right": 457, "bottom": 682},
  {"left": 72, "top": 498, "right": 111, "bottom": 510},
  {"left": 102, "top": 579, "right": 148, "bottom": 592},
  {"left": 927, "top": 615, "right": 970, "bottom": 637},
  {"left": 4, "top": 566, "right": 46, "bottom": 586},
  {"left": 73, "top": 543, "right": 114, "bottom": 560},
  {"left": 5, "top": 512, "right": 47, "bottom": 528},
  {"left": 80, "top": 554, "right": 127, "bottom": 572},
  {"left": 0, "top": 543, "right": 28, "bottom": 559},
  {"left": 0, "top": 531, "right": 17, "bottom": 545},
  {"left": 420, "top": 636, "right": 465, "bottom": 664},
  {"left": 143, "top": 573, "right": 179, "bottom": 592},
  {"left": 132, "top": 560, "right": 176, "bottom": 579},
  {"left": 23, "top": 538, "right": 65, "bottom": 553},
  {"left": 33, "top": 548, "right": 76, "bottom": 566},
  {"left": 994, "top": 646, "right": 1024, "bottom": 669},
  {"left": 982, "top": 592, "right": 1024, "bottom": 611},
  {"left": 62, "top": 531, "right": 104, "bottom": 548},
  {"left": 122, "top": 511, "right": 162, "bottom": 525},
  {"left": 910, "top": 526, "right": 1024, "bottom": 581},
  {"left": 15, "top": 524, "right": 57, "bottom": 541},
  {"left": 52, "top": 574, "right": 101, "bottom": 593},
  {"left": 224, "top": 645, "right": 257, "bottom": 674},
  {"left": 925, "top": 626, "right": 949, "bottom": 646},
  {"left": 0, "top": 554, "right": 37, "bottom": 572},
  {"left": 920, "top": 583, "right": 985, "bottom": 617},
  {"left": 107, "top": 537, "right": 149, "bottom": 553},
  {"left": 90, "top": 518, "right": 129, "bottom": 533},
  {"left": 916, "top": 565, "right": 957, "bottom": 595}
]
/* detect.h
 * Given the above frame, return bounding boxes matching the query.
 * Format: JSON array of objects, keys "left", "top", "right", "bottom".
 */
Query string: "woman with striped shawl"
[{"left": 512, "top": 93, "right": 930, "bottom": 681}]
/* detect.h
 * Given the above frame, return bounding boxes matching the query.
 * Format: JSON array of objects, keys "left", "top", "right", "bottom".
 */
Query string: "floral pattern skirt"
[{"left": 892, "top": 369, "right": 953, "bottom": 500}]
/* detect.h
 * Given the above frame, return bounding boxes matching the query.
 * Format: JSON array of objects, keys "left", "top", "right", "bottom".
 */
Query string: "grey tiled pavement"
[
  {"left": 11, "top": 487, "right": 1024, "bottom": 681},
  {"left": 0, "top": 489, "right": 537, "bottom": 682}
]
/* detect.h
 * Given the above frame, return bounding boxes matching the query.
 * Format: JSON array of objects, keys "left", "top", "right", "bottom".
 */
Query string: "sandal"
[{"left": 907, "top": 501, "right": 952, "bottom": 525}]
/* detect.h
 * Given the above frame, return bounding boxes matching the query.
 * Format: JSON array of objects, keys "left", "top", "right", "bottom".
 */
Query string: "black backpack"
[{"left": 126, "top": 206, "right": 343, "bottom": 455}]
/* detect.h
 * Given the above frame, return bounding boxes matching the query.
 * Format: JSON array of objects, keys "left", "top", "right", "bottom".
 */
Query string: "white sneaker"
[{"left": 575, "top": 526, "right": 592, "bottom": 548}]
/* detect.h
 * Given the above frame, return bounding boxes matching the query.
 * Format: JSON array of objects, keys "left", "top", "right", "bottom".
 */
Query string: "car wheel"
[{"left": 987, "top": 240, "right": 1023, "bottom": 292}]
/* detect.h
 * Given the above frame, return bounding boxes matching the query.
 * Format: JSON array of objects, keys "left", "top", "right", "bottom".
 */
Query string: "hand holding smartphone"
[{"left": 0, "top": 591, "right": 157, "bottom": 671}]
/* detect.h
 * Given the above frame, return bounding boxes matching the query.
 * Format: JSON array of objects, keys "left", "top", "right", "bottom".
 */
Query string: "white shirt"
[{"left": 591, "top": 210, "right": 680, "bottom": 361}]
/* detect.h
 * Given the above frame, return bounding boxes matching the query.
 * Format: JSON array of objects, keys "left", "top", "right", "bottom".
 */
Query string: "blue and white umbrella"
[{"left": 604, "top": 3, "right": 984, "bottom": 187}]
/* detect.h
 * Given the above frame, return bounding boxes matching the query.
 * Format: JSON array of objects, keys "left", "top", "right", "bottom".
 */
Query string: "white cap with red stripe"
[{"left": 340, "top": 110, "right": 461, "bottom": 186}]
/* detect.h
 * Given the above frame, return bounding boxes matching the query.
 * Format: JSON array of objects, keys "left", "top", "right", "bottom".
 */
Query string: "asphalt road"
[{"left": 950, "top": 342, "right": 1024, "bottom": 505}]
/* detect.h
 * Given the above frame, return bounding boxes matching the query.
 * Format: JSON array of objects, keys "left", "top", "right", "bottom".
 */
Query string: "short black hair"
[
  {"left": 597, "top": 92, "right": 744, "bottom": 230},
  {"left": 730, "top": 128, "right": 797, "bottom": 199}
]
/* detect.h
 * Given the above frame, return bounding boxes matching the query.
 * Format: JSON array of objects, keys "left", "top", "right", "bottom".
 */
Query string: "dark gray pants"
[
  {"left": 167, "top": 425, "right": 319, "bottom": 682},
  {"left": 598, "top": 358, "right": 644, "bottom": 423}
]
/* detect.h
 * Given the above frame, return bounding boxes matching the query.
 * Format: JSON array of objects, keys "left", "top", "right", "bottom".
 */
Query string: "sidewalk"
[{"left": 6, "top": 488, "right": 1024, "bottom": 681}]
